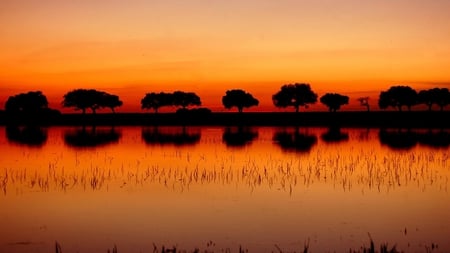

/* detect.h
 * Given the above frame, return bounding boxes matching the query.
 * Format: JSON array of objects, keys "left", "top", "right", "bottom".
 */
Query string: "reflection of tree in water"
[
  {"left": 379, "top": 129, "right": 417, "bottom": 150},
  {"left": 64, "top": 127, "right": 121, "bottom": 148},
  {"left": 418, "top": 130, "right": 450, "bottom": 148},
  {"left": 380, "top": 129, "right": 450, "bottom": 150},
  {"left": 273, "top": 129, "right": 317, "bottom": 152},
  {"left": 142, "top": 127, "right": 200, "bottom": 146},
  {"left": 321, "top": 127, "right": 349, "bottom": 143},
  {"left": 6, "top": 126, "right": 47, "bottom": 147},
  {"left": 222, "top": 127, "right": 258, "bottom": 147}
]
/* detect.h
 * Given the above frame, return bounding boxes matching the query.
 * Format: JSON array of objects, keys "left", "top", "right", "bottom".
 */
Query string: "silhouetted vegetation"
[
  {"left": 173, "top": 91, "right": 202, "bottom": 109},
  {"left": 273, "top": 128, "right": 317, "bottom": 152},
  {"left": 222, "top": 89, "right": 259, "bottom": 113},
  {"left": 418, "top": 88, "right": 450, "bottom": 111},
  {"left": 321, "top": 127, "right": 349, "bottom": 143},
  {"left": 378, "top": 86, "right": 418, "bottom": 111},
  {"left": 357, "top": 97, "right": 370, "bottom": 111},
  {"left": 141, "top": 92, "right": 173, "bottom": 113},
  {"left": 5, "top": 91, "right": 48, "bottom": 114},
  {"left": 222, "top": 127, "right": 258, "bottom": 147},
  {"left": 3, "top": 91, "right": 60, "bottom": 124},
  {"left": 141, "top": 91, "right": 201, "bottom": 113},
  {"left": 62, "top": 89, "right": 123, "bottom": 115},
  {"left": 5, "top": 126, "right": 47, "bottom": 147},
  {"left": 142, "top": 127, "right": 201, "bottom": 146},
  {"left": 320, "top": 93, "right": 349, "bottom": 112},
  {"left": 101, "top": 93, "right": 123, "bottom": 113},
  {"left": 64, "top": 127, "right": 121, "bottom": 148},
  {"left": 272, "top": 83, "right": 318, "bottom": 113}
]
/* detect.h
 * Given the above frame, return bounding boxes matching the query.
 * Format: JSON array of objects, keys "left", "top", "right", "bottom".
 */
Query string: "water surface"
[{"left": 0, "top": 126, "right": 449, "bottom": 252}]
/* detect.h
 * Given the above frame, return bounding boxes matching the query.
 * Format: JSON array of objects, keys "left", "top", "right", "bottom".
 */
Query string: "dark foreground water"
[{"left": 0, "top": 126, "right": 449, "bottom": 252}]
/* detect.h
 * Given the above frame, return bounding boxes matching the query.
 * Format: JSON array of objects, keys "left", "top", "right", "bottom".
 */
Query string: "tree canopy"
[
  {"left": 101, "top": 94, "right": 123, "bottom": 113},
  {"left": 5, "top": 91, "right": 48, "bottom": 113},
  {"left": 272, "top": 83, "right": 317, "bottom": 113},
  {"left": 378, "top": 86, "right": 417, "bottom": 111},
  {"left": 141, "top": 92, "right": 173, "bottom": 113},
  {"left": 418, "top": 88, "right": 450, "bottom": 111},
  {"left": 320, "top": 93, "right": 349, "bottom": 112},
  {"left": 173, "top": 91, "right": 201, "bottom": 109},
  {"left": 222, "top": 89, "right": 259, "bottom": 113},
  {"left": 62, "top": 89, "right": 122, "bottom": 114}
]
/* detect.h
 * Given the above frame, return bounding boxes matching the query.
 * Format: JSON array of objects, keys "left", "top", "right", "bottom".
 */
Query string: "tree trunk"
[
  {"left": 295, "top": 106, "right": 299, "bottom": 113},
  {"left": 428, "top": 103, "right": 432, "bottom": 111},
  {"left": 238, "top": 107, "right": 243, "bottom": 113},
  {"left": 366, "top": 104, "right": 370, "bottom": 112}
]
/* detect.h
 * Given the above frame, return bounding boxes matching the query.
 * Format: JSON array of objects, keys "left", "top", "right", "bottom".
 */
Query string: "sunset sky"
[{"left": 1, "top": 0, "right": 450, "bottom": 112}]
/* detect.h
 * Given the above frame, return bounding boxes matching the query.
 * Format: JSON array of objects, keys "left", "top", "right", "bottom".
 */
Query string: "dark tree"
[
  {"left": 173, "top": 91, "right": 201, "bottom": 109},
  {"left": 320, "top": 93, "right": 349, "bottom": 112},
  {"left": 418, "top": 89, "right": 435, "bottom": 111},
  {"left": 434, "top": 88, "right": 450, "bottom": 111},
  {"left": 141, "top": 92, "right": 173, "bottom": 113},
  {"left": 5, "top": 91, "right": 48, "bottom": 114},
  {"left": 100, "top": 93, "right": 123, "bottom": 113},
  {"left": 272, "top": 83, "right": 317, "bottom": 113},
  {"left": 418, "top": 88, "right": 450, "bottom": 111},
  {"left": 62, "top": 89, "right": 104, "bottom": 114},
  {"left": 377, "top": 86, "right": 418, "bottom": 111},
  {"left": 357, "top": 97, "right": 370, "bottom": 112},
  {"left": 222, "top": 89, "right": 259, "bottom": 113}
]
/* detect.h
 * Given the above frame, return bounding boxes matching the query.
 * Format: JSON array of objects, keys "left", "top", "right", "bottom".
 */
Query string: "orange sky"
[{"left": 1, "top": 0, "right": 450, "bottom": 112}]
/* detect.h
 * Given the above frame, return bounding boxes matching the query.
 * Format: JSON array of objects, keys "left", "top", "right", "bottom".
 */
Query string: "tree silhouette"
[
  {"left": 418, "top": 89, "right": 435, "bottom": 111},
  {"left": 418, "top": 88, "right": 450, "bottom": 111},
  {"left": 5, "top": 91, "right": 48, "bottom": 114},
  {"left": 378, "top": 86, "right": 418, "bottom": 111},
  {"left": 434, "top": 88, "right": 450, "bottom": 111},
  {"left": 222, "top": 89, "right": 259, "bottom": 113},
  {"left": 173, "top": 91, "right": 201, "bottom": 109},
  {"left": 62, "top": 89, "right": 102, "bottom": 114},
  {"left": 100, "top": 93, "right": 123, "bottom": 113},
  {"left": 272, "top": 83, "right": 318, "bottom": 113},
  {"left": 357, "top": 97, "right": 370, "bottom": 111},
  {"left": 141, "top": 92, "right": 173, "bottom": 113},
  {"left": 320, "top": 93, "right": 349, "bottom": 112}
]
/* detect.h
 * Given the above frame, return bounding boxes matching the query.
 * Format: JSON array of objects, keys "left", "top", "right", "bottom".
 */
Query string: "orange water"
[{"left": 0, "top": 126, "right": 449, "bottom": 252}]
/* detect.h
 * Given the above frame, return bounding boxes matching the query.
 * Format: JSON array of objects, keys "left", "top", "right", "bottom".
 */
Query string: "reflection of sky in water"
[{"left": 0, "top": 127, "right": 449, "bottom": 253}]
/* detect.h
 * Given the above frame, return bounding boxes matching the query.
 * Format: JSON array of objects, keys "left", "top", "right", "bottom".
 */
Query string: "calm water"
[{"left": 0, "top": 126, "right": 449, "bottom": 253}]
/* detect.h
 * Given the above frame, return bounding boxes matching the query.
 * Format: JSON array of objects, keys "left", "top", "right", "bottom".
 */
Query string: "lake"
[{"left": 0, "top": 126, "right": 449, "bottom": 252}]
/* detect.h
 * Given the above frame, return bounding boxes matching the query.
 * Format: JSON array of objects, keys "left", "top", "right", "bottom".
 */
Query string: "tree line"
[{"left": 2, "top": 84, "right": 450, "bottom": 115}]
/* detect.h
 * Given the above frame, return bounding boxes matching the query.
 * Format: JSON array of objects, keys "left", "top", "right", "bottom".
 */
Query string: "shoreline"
[{"left": 0, "top": 111, "right": 449, "bottom": 128}]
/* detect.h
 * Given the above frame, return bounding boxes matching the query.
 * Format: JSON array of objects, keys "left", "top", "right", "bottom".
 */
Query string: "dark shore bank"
[{"left": 1, "top": 111, "right": 449, "bottom": 128}]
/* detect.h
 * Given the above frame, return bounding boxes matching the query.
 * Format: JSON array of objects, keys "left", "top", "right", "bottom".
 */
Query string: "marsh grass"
[
  {"left": 51, "top": 237, "right": 441, "bottom": 253},
  {"left": 1, "top": 147, "right": 448, "bottom": 194}
]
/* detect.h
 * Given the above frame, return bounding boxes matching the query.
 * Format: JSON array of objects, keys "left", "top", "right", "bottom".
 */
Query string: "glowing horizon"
[{"left": 1, "top": 0, "right": 450, "bottom": 112}]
